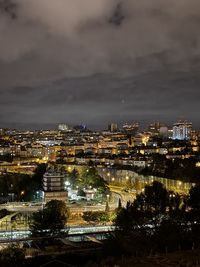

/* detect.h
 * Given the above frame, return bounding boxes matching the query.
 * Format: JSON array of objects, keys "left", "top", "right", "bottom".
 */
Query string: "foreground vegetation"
[
  {"left": 30, "top": 200, "right": 69, "bottom": 243},
  {"left": 0, "top": 163, "right": 46, "bottom": 201},
  {"left": 108, "top": 181, "right": 200, "bottom": 255},
  {"left": 2, "top": 181, "right": 200, "bottom": 266}
]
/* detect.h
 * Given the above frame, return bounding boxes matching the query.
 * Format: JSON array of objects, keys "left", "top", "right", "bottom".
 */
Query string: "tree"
[
  {"left": 114, "top": 202, "right": 152, "bottom": 255},
  {"left": 82, "top": 211, "right": 110, "bottom": 224},
  {"left": 0, "top": 172, "right": 38, "bottom": 201},
  {"left": 115, "top": 182, "right": 171, "bottom": 236},
  {"left": 154, "top": 219, "right": 183, "bottom": 252},
  {"left": 113, "top": 183, "right": 181, "bottom": 255},
  {"left": 135, "top": 181, "right": 170, "bottom": 228},
  {"left": 68, "top": 168, "right": 79, "bottom": 189},
  {"left": 118, "top": 198, "right": 122, "bottom": 209},
  {"left": 30, "top": 200, "right": 69, "bottom": 239},
  {"left": 146, "top": 181, "right": 168, "bottom": 211},
  {"left": 111, "top": 180, "right": 200, "bottom": 256},
  {"left": 188, "top": 184, "right": 200, "bottom": 211},
  {"left": 187, "top": 184, "right": 200, "bottom": 247},
  {"left": 0, "top": 245, "right": 25, "bottom": 267},
  {"left": 79, "top": 167, "right": 109, "bottom": 195},
  {"left": 0, "top": 209, "right": 10, "bottom": 219},
  {"left": 32, "top": 163, "right": 47, "bottom": 190},
  {"left": 115, "top": 201, "right": 148, "bottom": 234}
]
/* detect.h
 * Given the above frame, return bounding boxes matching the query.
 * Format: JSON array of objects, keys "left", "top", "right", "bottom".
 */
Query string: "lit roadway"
[
  {"left": 109, "top": 185, "right": 136, "bottom": 206},
  {"left": 0, "top": 186, "right": 134, "bottom": 214},
  {"left": 0, "top": 225, "right": 115, "bottom": 242},
  {"left": 0, "top": 202, "right": 117, "bottom": 213}
]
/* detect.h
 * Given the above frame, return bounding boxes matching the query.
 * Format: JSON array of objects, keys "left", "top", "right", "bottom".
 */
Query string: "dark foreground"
[{"left": 23, "top": 244, "right": 200, "bottom": 267}]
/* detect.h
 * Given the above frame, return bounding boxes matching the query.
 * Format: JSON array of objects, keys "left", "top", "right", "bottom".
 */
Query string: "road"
[
  {"left": 0, "top": 224, "right": 115, "bottom": 242},
  {"left": 0, "top": 202, "right": 116, "bottom": 213},
  {"left": 109, "top": 185, "right": 136, "bottom": 206},
  {"left": 0, "top": 185, "right": 134, "bottom": 214}
]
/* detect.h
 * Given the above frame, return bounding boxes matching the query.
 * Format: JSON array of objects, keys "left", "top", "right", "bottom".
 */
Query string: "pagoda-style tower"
[{"left": 43, "top": 165, "right": 67, "bottom": 203}]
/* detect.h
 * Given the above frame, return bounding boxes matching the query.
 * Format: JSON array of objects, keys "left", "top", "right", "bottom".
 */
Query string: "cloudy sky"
[{"left": 0, "top": 0, "right": 200, "bottom": 129}]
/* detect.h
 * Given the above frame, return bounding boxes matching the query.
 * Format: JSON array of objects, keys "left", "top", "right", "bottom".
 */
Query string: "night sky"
[{"left": 0, "top": 0, "right": 200, "bottom": 129}]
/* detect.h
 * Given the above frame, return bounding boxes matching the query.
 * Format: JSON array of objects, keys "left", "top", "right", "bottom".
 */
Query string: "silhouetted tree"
[
  {"left": 188, "top": 184, "right": 200, "bottom": 211},
  {"left": 32, "top": 163, "right": 47, "bottom": 190},
  {"left": 30, "top": 200, "right": 69, "bottom": 240},
  {"left": 68, "top": 168, "right": 79, "bottom": 189},
  {"left": 112, "top": 181, "right": 185, "bottom": 255},
  {"left": 154, "top": 219, "right": 183, "bottom": 252},
  {"left": 118, "top": 198, "right": 122, "bottom": 209},
  {"left": 0, "top": 245, "right": 25, "bottom": 267}
]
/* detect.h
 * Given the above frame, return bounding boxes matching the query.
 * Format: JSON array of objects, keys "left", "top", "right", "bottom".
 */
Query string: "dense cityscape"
[{"left": 0, "top": 120, "right": 199, "bottom": 265}]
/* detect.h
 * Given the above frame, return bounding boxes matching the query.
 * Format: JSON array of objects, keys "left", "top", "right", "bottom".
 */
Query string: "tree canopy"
[
  {"left": 0, "top": 163, "right": 46, "bottom": 201},
  {"left": 82, "top": 211, "right": 110, "bottom": 224},
  {"left": 0, "top": 245, "right": 25, "bottom": 267},
  {"left": 112, "top": 181, "right": 200, "bottom": 255},
  {"left": 30, "top": 200, "right": 69, "bottom": 239},
  {"left": 79, "top": 167, "right": 109, "bottom": 195}
]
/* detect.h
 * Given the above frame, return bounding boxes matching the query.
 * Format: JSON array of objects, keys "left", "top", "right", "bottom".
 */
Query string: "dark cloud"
[
  {"left": 0, "top": 0, "right": 200, "bottom": 128},
  {"left": 0, "top": 72, "right": 199, "bottom": 129}
]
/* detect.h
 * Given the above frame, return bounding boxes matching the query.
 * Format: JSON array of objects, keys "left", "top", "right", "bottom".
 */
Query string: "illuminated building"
[
  {"left": 148, "top": 122, "right": 166, "bottom": 136},
  {"left": 172, "top": 120, "right": 192, "bottom": 140},
  {"left": 43, "top": 166, "right": 67, "bottom": 203},
  {"left": 58, "top": 124, "right": 70, "bottom": 131},
  {"left": 108, "top": 123, "right": 118, "bottom": 132},
  {"left": 123, "top": 122, "right": 139, "bottom": 135},
  {"left": 159, "top": 126, "right": 169, "bottom": 137}
]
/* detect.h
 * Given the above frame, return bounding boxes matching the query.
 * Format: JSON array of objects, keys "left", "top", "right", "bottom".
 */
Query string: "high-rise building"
[
  {"left": 108, "top": 123, "right": 118, "bottom": 132},
  {"left": 123, "top": 122, "right": 139, "bottom": 135},
  {"left": 73, "top": 125, "right": 87, "bottom": 132},
  {"left": 159, "top": 126, "right": 169, "bottom": 137},
  {"left": 172, "top": 120, "right": 192, "bottom": 140},
  {"left": 58, "top": 124, "right": 70, "bottom": 131},
  {"left": 148, "top": 122, "right": 163, "bottom": 135},
  {"left": 43, "top": 166, "right": 67, "bottom": 203}
]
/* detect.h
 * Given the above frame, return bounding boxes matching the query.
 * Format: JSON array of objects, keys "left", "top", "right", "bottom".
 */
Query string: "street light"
[
  {"left": 106, "top": 194, "right": 110, "bottom": 202},
  {"left": 68, "top": 166, "right": 72, "bottom": 171},
  {"left": 36, "top": 191, "right": 39, "bottom": 201},
  {"left": 107, "top": 172, "right": 111, "bottom": 182},
  {"left": 65, "top": 181, "right": 70, "bottom": 186}
]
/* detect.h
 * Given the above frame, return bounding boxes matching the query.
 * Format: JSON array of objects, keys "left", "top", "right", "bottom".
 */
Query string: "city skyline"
[{"left": 0, "top": 118, "right": 197, "bottom": 132}]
